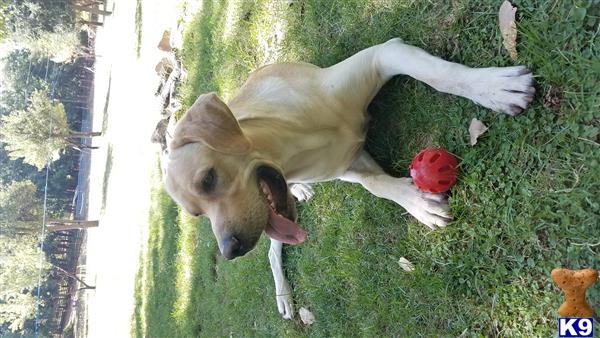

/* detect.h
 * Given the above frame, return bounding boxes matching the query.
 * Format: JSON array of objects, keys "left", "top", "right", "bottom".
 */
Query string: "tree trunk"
[
  {"left": 46, "top": 219, "right": 99, "bottom": 232},
  {"left": 53, "top": 264, "right": 96, "bottom": 290},
  {"left": 3, "top": 226, "right": 37, "bottom": 235},
  {"left": 69, "top": 130, "right": 102, "bottom": 138},
  {"left": 70, "top": 143, "right": 100, "bottom": 151},
  {"left": 80, "top": 19, "right": 104, "bottom": 27},
  {"left": 73, "top": 4, "right": 112, "bottom": 16}
]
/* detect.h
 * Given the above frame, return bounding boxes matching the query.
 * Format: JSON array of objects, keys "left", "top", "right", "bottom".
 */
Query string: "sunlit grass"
[{"left": 172, "top": 212, "right": 198, "bottom": 323}]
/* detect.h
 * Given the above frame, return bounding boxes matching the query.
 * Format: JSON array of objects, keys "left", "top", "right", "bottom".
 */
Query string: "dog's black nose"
[{"left": 221, "top": 236, "right": 242, "bottom": 260}]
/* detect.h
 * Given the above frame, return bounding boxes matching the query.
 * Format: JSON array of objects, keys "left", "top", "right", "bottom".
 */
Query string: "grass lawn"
[{"left": 132, "top": 0, "right": 600, "bottom": 336}]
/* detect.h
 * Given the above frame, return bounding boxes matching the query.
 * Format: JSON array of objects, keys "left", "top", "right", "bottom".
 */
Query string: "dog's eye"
[{"left": 200, "top": 168, "right": 217, "bottom": 193}]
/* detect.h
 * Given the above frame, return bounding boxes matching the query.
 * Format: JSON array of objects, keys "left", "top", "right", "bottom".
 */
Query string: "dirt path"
[{"left": 83, "top": 0, "right": 187, "bottom": 336}]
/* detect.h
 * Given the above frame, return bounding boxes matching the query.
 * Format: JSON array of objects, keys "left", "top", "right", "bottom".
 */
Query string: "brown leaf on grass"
[
  {"left": 299, "top": 307, "right": 315, "bottom": 325},
  {"left": 499, "top": 1, "right": 518, "bottom": 60},
  {"left": 469, "top": 118, "right": 488, "bottom": 146}
]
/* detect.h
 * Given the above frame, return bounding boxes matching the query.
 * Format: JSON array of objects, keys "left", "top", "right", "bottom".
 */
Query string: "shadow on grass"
[
  {"left": 101, "top": 70, "right": 112, "bottom": 134},
  {"left": 100, "top": 143, "right": 113, "bottom": 213},
  {"left": 135, "top": 0, "right": 143, "bottom": 58}
]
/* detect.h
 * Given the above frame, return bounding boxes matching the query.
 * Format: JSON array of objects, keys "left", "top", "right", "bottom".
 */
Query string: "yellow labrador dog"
[{"left": 164, "top": 38, "right": 534, "bottom": 319}]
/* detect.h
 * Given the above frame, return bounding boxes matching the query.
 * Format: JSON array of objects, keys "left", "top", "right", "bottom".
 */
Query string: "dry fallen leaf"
[
  {"left": 398, "top": 257, "right": 415, "bottom": 272},
  {"left": 499, "top": 1, "right": 518, "bottom": 60},
  {"left": 299, "top": 307, "right": 315, "bottom": 325},
  {"left": 543, "top": 86, "right": 563, "bottom": 110},
  {"left": 469, "top": 118, "right": 489, "bottom": 146}
]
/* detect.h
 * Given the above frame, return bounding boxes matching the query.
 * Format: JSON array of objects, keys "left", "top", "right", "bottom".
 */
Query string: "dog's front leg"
[
  {"left": 340, "top": 151, "right": 451, "bottom": 229},
  {"left": 268, "top": 238, "right": 294, "bottom": 319}
]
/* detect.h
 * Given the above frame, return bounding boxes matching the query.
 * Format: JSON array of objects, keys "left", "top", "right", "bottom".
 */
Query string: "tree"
[
  {"left": 0, "top": 180, "right": 41, "bottom": 235},
  {"left": 0, "top": 292, "right": 39, "bottom": 332},
  {"left": 0, "top": 234, "right": 45, "bottom": 296},
  {"left": 46, "top": 220, "right": 98, "bottom": 232},
  {"left": 0, "top": 49, "right": 49, "bottom": 113},
  {"left": 0, "top": 90, "right": 101, "bottom": 170},
  {"left": 0, "top": 233, "right": 49, "bottom": 333},
  {"left": 19, "top": 24, "right": 80, "bottom": 62},
  {"left": 0, "top": 0, "right": 78, "bottom": 60}
]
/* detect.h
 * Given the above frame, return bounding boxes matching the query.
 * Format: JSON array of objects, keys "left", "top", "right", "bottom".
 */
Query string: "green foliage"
[
  {"left": 0, "top": 180, "right": 46, "bottom": 333},
  {"left": 0, "top": 234, "right": 45, "bottom": 296},
  {"left": 0, "top": 50, "right": 49, "bottom": 112},
  {"left": 0, "top": 292, "right": 39, "bottom": 333},
  {"left": 0, "top": 180, "right": 41, "bottom": 234},
  {"left": 0, "top": 0, "right": 77, "bottom": 59},
  {"left": 22, "top": 25, "right": 80, "bottom": 62},
  {"left": 0, "top": 233, "right": 48, "bottom": 333},
  {"left": 135, "top": 0, "right": 600, "bottom": 337},
  {"left": 0, "top": 90, "right": 70, "bottom": 170}
]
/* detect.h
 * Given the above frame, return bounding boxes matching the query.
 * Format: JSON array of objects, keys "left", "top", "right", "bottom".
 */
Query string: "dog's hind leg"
[
  {"left": 339, "top": 151, "right": 451, "bottom": 229},
  {"left": 323, "top": 38, "right": 534, "bottom": 115},
  {"left": 269, "top": 239, "right": 294, "bottom": 319}
]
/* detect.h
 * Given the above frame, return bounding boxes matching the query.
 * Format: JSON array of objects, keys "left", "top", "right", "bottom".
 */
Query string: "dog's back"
[{"left": 227, "top": 63, "right": 368, "bottom": 182}]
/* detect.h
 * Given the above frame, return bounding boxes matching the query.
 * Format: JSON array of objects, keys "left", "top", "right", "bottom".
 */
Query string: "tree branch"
[{"left": 52, "top": 264, "right": 95, "bottom": 290}]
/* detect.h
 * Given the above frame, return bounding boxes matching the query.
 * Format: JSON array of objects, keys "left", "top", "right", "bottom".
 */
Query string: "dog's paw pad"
[{"left": 290, "top": 183, "right": 315, "bottom": 201}]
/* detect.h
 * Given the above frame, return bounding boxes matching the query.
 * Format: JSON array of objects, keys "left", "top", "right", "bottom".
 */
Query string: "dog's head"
[{"left": 164, "top": 93, "right": 306, "bottom": 259}]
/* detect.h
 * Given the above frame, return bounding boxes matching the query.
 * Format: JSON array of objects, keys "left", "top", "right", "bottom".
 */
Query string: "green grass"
[
  {"left": 131, "top": 179, "right": 181, "bottom": 337},
  {"left": 133, "top": 0, "right": 600, "bottom": 337},
  {"left": 134, "top": 0, "right": 143, "bottom": 58}
]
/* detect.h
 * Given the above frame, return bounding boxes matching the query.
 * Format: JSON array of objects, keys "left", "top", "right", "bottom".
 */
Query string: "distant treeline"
[{"left": 0, "top": 0, "right": 103, "bottom": 336}]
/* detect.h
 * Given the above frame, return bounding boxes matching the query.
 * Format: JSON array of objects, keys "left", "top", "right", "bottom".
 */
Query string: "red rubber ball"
[{"left": 409, "top": 148, "right": 458, "bottom": 193}]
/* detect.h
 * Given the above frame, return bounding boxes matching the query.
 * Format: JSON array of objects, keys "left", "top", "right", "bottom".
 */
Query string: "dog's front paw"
[
  {"left": 467, "top": 66, "right": 535, "bottom": 116},
  {"left": 399, "top": 178, "right": 452, "bottom": 229},
  {"left": 276, "top": 281, "right": 294, "bottom": 319},
  {"left": 290, "top": 183, "right": 314, "bottom": 201}
]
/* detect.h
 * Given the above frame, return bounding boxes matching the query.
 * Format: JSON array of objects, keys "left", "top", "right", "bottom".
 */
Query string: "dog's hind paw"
[
  {"left": 466, "top": 65, "right": 535, "bottom": 116},
  {"left": 290, "top": 183, "right": 315, "bottom": 201}
]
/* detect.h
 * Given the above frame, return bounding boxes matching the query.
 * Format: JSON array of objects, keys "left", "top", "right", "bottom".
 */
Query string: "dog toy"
[
  {"left": 551, "top": 268, "right": 598, "bottom": 317},
  {"left": 409, "top": 148, "right": 458, "bottom": 193}
]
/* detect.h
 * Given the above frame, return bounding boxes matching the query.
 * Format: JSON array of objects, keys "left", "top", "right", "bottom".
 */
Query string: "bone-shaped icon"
[{"left": 551, "top": 268, "right": 598, "bottom": 317}]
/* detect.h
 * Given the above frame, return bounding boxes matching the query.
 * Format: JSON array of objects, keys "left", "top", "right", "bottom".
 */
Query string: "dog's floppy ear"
[{"left": 170, "top": 93, "right": 251, "bottom": 154}]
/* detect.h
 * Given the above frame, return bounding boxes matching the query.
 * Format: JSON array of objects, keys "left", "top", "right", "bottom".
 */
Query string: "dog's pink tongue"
[{"left": 265, "top": 208, "right": 307, "bottom": 244}]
